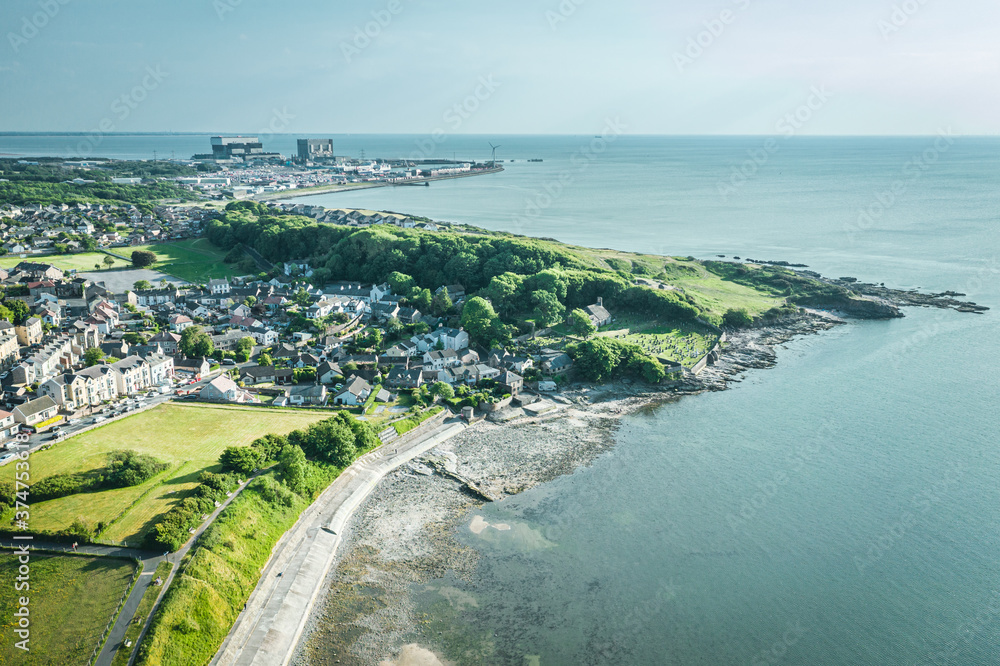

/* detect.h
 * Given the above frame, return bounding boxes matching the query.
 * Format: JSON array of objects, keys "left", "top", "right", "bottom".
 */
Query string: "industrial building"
[
  {"left": 298, "top": 138, "right": 335, "bottom": 161},
  {"left": 211, "top": 136, "right": 264, "bottom": 159}
]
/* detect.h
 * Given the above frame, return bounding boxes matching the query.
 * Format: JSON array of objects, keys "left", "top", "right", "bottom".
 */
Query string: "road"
[
  {"left": 4, "top": 368, "right": 242, "bottom": 458},
  {"left": 212, "top": 417, "right": 467, "bottom": 666}
]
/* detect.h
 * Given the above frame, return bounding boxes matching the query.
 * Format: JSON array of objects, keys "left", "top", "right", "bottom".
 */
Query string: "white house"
[
  {"left": 146, "top": 354, "right": 175, "bottom": 385},
  {"left": 0, "top": 410, "right": 18, "bottom": 444},
  {"left": 248, "top": 326, "right": 278, "bottom": 346},
  {"left": 168, "top": 314, "right": 193, "bottom": 332},
  {"left": 332, "top": 376, "right": 372, "bottom": 406},
  {"left": 208, "top": 279, "right": 231, "bottom": 295},
  {"left": 422, "top": 349, "right": 460, "bottom": 371},
  {"left": 111, "top": 356, "right": 152, "bottom": 396},
  {"left": 200, "top": 375, "right": 258, "bottom": 404},
  {"left": 411, "top": 327, "right": 469, "bottom": 352},
  {"left": 13, "top": 396, "right": 59, "bottom": 427}
]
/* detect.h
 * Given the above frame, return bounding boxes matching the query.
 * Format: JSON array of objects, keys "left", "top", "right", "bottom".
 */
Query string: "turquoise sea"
[
  {"left": 5, "top": 134, "right": 999, "bottom": 664},
  {"left": 291, "top": 136, "right": 1000, "bottom": 665}
]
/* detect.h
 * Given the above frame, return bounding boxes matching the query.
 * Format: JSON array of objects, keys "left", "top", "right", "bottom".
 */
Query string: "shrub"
[
  {"left": 220, "top": 447, "right": 263, "bottom": 475},
  {"left": 104, "top": 450, "right": 170, "bottom": 488},
  {"left": 0, "top": 481, "right": 13, "bottom": 509},
  {"left": 251, "top": 476, "right": 296, "bottom": 508},
  {"left": 32, "top": 473, "right": 97, "bottom": 501},
  {"left": 62, "top": 517, "right": 94, "bottom": 540},
  {"left": 722, "top": 308, "right": 754, "bottom": 328}
]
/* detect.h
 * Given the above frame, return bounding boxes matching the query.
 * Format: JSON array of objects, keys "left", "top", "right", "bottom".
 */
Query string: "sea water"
[
  {"left": 294, "top": 136, "right": 1000, "bottom": 664},
  {"left": 7, "top": 133, "right": 999, "bottom": 664}
]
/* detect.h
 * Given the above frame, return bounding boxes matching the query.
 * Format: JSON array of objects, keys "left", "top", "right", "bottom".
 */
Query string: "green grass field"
[
  {"left": 0, "top": 237, "right": 234, "bottom": 283},
  {"left": 0, "top": 251, "right": 130, "bottom": 272},
  {"left": 0, "top": 554, "right": 137, "bottom": 665},
  {"left": 570, "top": 248, "right": 784, "bottom": 319},
  {"left": 127, "top": 238, "right": 238, "bottom": 283},
  {"left": 136, "top": 473, "right": 321, "bottom": 666},
  {"left": 1, "top": 403, "right": 329, "bottom": 544}
]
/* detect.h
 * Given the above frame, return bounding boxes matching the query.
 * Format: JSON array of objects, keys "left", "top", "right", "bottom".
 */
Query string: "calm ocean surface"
[{"left": 6, "top": 134, "right": 999, "bottom": 664}]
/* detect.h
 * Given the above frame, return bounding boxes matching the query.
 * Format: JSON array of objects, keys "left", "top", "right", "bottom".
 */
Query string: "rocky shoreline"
[
  {"left": 290, "top": 288, "right": 982, "bottom": 666},
  {"left": 289, "top": 312, "right": 847, "bottom": 666}
]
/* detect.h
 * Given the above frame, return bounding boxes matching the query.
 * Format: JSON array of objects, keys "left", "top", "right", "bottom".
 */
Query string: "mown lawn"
[
  {"left": 1, "top": 403, "right": 329, "bottom": 544},
  {"left": 0, "top": 251, "right": 130, "bottom": 272},
  {"left": 0, "top": 554, "right": 137, "bottom": 666},
  {"left": 127, "top": 238, "right": 238, "bottom": 283}
]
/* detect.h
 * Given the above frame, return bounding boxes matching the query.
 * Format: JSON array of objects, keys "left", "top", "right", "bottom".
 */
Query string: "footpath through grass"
[
  {"left": 0, "top": 554, "right": 136, "bottom": 665},
  {"left": 111, "top": 561, "right": 174, "bottom": 666},
  {"left": 1, "top": 403, "right": 328, "bottom": 544},
  {"left": 136, "top": 468, "right": 340, "bottom": 666}
]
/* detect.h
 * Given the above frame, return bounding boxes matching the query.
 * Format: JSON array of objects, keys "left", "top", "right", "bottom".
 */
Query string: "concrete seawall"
[{"left": 212, "top": 417, "right": 466, "bottom": 666}]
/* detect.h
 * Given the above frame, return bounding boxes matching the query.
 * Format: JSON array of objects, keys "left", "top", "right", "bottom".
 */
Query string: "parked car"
[
  {"left": 222, "top": 359, "right": 236, "bottom": 366},
  {"left": 93, "top": 416, "right": 107, "bottom": 423},
  {"left": 0, "top": 452, "right": 17, "bottom": 466}
]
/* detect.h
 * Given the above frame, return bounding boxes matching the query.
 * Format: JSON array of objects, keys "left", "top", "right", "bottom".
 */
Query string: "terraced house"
[
  {"left": 0, "top": 325, "right": 20, "bottom": 370},
  {"left": 15, "top": 316, "right": 44, "bottom": 346},
  {"left": 111, "top": 356, "right": 152, "bottom": 396}
]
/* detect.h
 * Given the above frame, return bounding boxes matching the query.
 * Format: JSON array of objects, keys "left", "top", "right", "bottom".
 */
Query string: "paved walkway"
[
  {"left": 94, "top": 473, "right": 260, "bottom": 666},
  {"left": 0, "top": 540, "right": 154, "bottom": 560},
  {"left": 212, "top": 418, "right": 467, "bottom": 666}
]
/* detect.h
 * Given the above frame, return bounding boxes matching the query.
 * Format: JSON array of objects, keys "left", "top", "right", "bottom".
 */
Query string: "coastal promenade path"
[
  {"left": 96, "top": 474, "right": 261, "bottom": 666},
  {"left": 212, "top": 418, "right": 468, "bottom": 666}
]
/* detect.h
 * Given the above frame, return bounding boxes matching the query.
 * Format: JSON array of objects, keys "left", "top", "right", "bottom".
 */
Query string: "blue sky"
[{"left": 1, "top": 0, "right": 997, "bottom": 135}]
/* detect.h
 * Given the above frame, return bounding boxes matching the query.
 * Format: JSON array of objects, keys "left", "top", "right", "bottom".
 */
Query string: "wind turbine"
[{"left": 489, "top": 142, "right": 501, "bottom": 168}]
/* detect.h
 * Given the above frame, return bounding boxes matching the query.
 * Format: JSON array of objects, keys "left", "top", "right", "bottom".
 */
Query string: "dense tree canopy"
[
  {"left": 568, "top": 309, "right": 597, "bottom": 338},
  {"left": 567, "top": 337, "right": 666, "bottom": 384},
  {"left": 461, "top": 297, "right": 509, "bottom": 349},
  {"left": 180, "top": 326, "right": 214, "bottom": 358},
  {"left": 203, "top": 206, "right": 707, "bottom": 333},
  {"left": 84, "top": 347, "right": 106, "bottom": 367}
]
